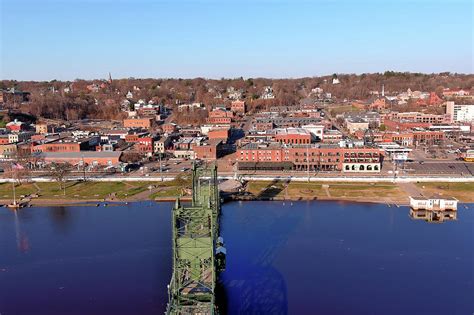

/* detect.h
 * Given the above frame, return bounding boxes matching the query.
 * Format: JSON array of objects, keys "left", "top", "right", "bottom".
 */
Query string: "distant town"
[{"left": 1, "top": 72, "right": 473, "bottom": 204}]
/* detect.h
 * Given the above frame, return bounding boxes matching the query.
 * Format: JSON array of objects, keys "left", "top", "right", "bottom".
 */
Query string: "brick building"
[
  {"left": 412, "top": 130, "right": 444, "bottom": 145},
  {"left": 193, "top": 140, "right": 224, "bottom": 160},
  {"left": 383, "top": 119, "right": 431, "bottom": 131},
  {"left": 35, "top": 123, "right": 49, "bottom": 134},
  {"left": 383, "top": 112, "right": 449, "bottom": 124},
  {"left": 237, "top": 143, "right": 382, "bottom": 172},
  {"left": 32, "top": 141, "right": 81, "bottom": 153},
  {"left": 206, "top": 117, "right": 232, "bottom": 124},
  {"left": 231, "top": 100, "right": 246, "bottom": 114},
  {"left": 42, "top": 151, "right": 122, "bottom": 166},
  {"left": 208, "top": 128, "right": 230, "bottom": 141},
  {"left": 274, "top": 128, "right": 312, "bottom": 144},
  {"left": 162, "top": 123, "right": 177, "bottom": 134},
  {"left": 123, "top": 117, "right": 153, "bottom": 129}
]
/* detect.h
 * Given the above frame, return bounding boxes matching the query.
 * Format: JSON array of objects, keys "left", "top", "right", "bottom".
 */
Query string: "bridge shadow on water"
[{"left": 217, "top": 201, "right": 304, "bottom": 314}]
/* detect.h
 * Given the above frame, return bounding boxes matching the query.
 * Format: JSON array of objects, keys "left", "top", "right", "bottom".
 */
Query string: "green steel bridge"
[{"left": 166, "top": 164, "right": 225, "bottom": 315}]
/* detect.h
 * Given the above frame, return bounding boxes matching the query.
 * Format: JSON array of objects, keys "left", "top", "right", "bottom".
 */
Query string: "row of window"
[{"left": 345, "top": 164, "right": 379, "bottom": 171}]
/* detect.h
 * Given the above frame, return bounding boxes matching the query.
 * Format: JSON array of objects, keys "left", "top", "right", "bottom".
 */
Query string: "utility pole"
[
  {"left": 82, "top": 155, "right": 86, "bottom": 181},
  {"left": 159, "top": 153, "right": 163, "bottom": 182},
  {"left": 12, "top": 180, "right": 17, "bottom": 206},
  {"left": 306, "top": 145, "right": 310, "bottom": 182}
]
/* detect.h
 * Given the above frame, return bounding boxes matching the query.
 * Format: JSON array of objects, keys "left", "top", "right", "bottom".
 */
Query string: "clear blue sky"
[{"left": 1, "top": 0, "right": 472, "bottom": 81}]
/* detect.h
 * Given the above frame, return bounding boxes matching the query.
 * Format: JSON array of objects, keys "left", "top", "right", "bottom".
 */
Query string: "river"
[{"left": 0, "top": 201, "right": 472, "bottom": 314}]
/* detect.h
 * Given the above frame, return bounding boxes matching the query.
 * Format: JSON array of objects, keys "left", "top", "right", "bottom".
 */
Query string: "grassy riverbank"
[
  {"left": 0, "top": 179, "right": 189, "bottom": 205},
  {"left": 246, "top": 181, "right": 408, "bottom": 204},
  {"left": 1, "top": 180, "right": 473, "bottom": 206},
  {"left": 415, "top": 182, "right": 474, "bottom": 202}
]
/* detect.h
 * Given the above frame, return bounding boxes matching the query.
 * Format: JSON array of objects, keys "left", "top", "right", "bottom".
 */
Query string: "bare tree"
[{"left": 48, "top": 163, "right": 72, "bottom": 196}]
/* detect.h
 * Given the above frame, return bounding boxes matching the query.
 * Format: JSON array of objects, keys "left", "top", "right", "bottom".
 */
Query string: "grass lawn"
[
  {"left": 415, "top": 182, "right": 474, "bottom": 202},
  {"left": 150, "top": 186, "right": 183, "bottom": 199},
  {"left": 0, "top": 181, "right": 161, "bottom": 200},
  {"left": 244, "top": 181, "right": 404, "bottom": 201},
  {"left": 327, "top": 183, "right": 401, "bottom": 198}
]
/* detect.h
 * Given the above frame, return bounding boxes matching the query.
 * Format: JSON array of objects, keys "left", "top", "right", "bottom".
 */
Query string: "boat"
[{"left": 7, "top": 202, "right": 25, "bottom": 209}]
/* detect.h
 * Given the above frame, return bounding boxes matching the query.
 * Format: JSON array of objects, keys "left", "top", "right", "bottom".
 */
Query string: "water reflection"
[
  {"left": 49, "top": 206, "right": 72, "bottom": 233},
  {"left": 13, "top": 209, "right": 30, "bottom": 253},
  {"left": 409, "top": 209, "right": 457, "bottom": 223}
]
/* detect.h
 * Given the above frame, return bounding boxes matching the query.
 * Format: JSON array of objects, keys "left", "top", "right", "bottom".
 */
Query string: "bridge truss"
[{"left": 166, "top": 163, "right": 222, "bottom": 315}]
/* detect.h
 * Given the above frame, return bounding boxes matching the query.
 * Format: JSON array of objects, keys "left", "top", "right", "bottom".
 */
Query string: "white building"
[
  {"left": 409, "top": 196, "right": 458, "bottom": 211},
  {"left": 378, "top": 142, "right": 412, "bottom": 161},
  {"left": 261, "top": 86, "right": 275, "bottom": 99},
  {"left": 301, "top": 124, "right": 325, "bottom": 141},
  {"left": 177, "top": 102, "right": 204, "bottom": 112},
  {"left": 446, "top": 102, "right": 474, "bottom": 122}
]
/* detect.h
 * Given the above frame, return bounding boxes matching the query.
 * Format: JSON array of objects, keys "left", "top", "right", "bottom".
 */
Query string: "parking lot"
[
  {"left": 403, "top": 162, "right": 474, "bottom": 176},
  {"left": 128, "top": 159, "right": 195, "bottom": 177}
]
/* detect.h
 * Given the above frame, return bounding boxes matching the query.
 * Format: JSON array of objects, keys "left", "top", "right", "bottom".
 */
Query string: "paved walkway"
[{"left": 399, "top": 182, "right": 423, "bottom": 197}]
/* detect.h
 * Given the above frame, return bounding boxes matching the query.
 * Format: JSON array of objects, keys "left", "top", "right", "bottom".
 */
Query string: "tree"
[
  {"left": 48, "top": 163, "right": 72, "bottom": 196},
  {"left": 9, "top": 146, "right": 38, "bottom": 185}
]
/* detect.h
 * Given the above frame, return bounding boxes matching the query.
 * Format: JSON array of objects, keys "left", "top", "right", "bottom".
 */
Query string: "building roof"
[
  {"left": 42, "top": 151, "right": 122, "bottom": 159},
  {"left": 275, "top": 128, "right": 311, "bottom": 136}
]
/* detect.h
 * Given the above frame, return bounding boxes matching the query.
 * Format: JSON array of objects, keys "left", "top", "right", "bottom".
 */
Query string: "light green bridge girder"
[{"left": 166, "top": 164, "right": 221, "bottom": 315}]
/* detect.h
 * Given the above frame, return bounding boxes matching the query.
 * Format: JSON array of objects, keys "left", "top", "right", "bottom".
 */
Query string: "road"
[{"left": 2, "top": 173, "right": 473, "bottom": 184}]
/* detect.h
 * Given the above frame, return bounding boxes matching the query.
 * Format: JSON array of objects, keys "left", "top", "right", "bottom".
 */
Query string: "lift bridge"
[{"left": 166, "top": 163, "right": 226, "bottom": 315}]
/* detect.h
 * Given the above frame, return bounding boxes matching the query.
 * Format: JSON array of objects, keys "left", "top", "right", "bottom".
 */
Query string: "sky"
[{"left": 0, "top": 0, "right": 473, "bottom": 81}]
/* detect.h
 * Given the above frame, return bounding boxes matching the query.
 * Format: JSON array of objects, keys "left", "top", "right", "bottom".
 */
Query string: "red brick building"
[
  {"left": 237, "top": 143, "right": 382, "bottom": 172},
  {"left": 413, "top": 130, "right": 444, "bottom": 144},
  {"left": 274, "top": 128, "right": 311, "bottom": 144},
  {"left": 231, "top": 100, "right": 246, "bottom": 114},
  {"left": 32, "top": 141, "right": 81, "bottom": 153},
  {"left": 255, "top": 121, "right": 274, "bottom": 131},
  {"left": 0, "top": 136, "right": 10, "bottom": 145},
  {"left": 123, "top": 118, "right": 153, "bottom": 129},
  {"left": 369, "top": 98, "right": 386, "bottom": 111},
  {"left": 43, "top": 151, "right": 122, "bottom": 166},
  {"left": 125, "top": 134, "right": 140, "bottom": 143},
  {"left": 208, "top": 128, "right": 230, "bottom": 141},
  {"left": 383, "top": 119, "right": 431, "bottom": 131},
  {"left": 162, "top": 123, "right": 177, "bottom": 134},
  {"left": 193, "top": 140, "right": 223, "bottom": 160},
  {"left": 442, "top": 88, "right": 471, "bottom": 97},
  {"left": 206, "top": 117, "right": 232, "bottom": 124},
  {"left": 135, "top": 136, "right": 154, "bottom": 155},
  {"left": 208, "top": 108, "right": 233, "bottom": 119}
]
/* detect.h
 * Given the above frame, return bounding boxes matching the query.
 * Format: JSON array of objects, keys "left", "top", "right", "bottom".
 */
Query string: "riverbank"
[{"left": 1, "top": 180, "right": 473, "bottom": 207}]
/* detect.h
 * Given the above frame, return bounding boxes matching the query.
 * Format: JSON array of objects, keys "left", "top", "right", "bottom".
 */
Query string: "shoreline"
[
  {"left": 1, "top": 180, "right": 473, "bottom": 207},
  {"left": 1, "top": 195, "right": 407, "bottom": 207},
  {"left": 0, "top": 195, "right": 455, "bottom": 208}
]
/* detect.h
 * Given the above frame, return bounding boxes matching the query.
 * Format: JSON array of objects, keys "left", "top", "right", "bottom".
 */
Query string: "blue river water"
[{"left": 0, "top": 201, "right": 473, "bottom": 314}]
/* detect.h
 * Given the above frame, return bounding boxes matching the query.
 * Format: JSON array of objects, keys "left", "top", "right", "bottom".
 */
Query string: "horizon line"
[{"left": 2, "top": 71, "right": 473, "bottom": 83}]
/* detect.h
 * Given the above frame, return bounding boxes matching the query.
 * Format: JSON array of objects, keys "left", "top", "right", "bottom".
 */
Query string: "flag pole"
[{"left": 12, "top": 180, "right": 17, "bottom": 206}]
